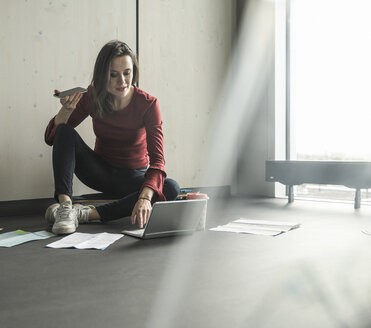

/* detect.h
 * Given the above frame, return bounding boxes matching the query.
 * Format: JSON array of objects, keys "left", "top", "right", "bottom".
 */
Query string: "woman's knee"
[
  {"left": 163, "top": 178, "right": 180, "bottom": 200},
  {"left": 55, "top": 124, "right": 76, "bottom": 138},
  {"left": 54, "top": 124, "right": 81, "bottom": 146}
]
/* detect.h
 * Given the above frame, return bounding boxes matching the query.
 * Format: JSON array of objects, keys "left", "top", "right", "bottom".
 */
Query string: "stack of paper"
[
  {"left": 210, "top": 218, "right": 300, "bottom": 236},
  {"left": 46, "top": 232, "right": 123, "bottom": 250},
  {"left": 0, "top": 230, "right": 55, "bottom": 247}
]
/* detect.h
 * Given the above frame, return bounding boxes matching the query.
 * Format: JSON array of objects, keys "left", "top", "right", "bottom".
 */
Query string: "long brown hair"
[{"left": 90, "top": 40, "right": 139, "bottom": 116}]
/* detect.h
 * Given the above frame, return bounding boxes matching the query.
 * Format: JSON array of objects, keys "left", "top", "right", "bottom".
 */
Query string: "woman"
[{"left": 44, "top": 40, "right": 180, "bottom": 235}]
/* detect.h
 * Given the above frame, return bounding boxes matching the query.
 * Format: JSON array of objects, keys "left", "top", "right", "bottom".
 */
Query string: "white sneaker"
[
  {"left": 73, "top": 204, "right": 92, "bottom": 223},
  {"left": 52, "top": 201, "right": 78, "bottom": 235},
  {"left": 45, "top": 203, "right": 60, "bottom": 227},
  {"left": 45, "top": 203, "right": 93, "bottom": 227}
]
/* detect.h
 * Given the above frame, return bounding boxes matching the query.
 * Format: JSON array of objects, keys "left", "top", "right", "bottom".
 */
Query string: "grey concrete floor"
[{"left": 1, "top": 197, "right": 371, "bottom": 328}]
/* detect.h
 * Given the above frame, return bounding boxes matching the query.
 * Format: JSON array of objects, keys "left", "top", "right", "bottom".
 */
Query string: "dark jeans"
[{"left": 52, "top": 124, "right": 180, "bottom": 221}]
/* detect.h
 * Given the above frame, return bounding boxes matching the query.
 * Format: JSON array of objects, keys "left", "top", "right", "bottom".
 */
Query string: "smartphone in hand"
[{"left": 53, "top": 87, "right": 87, "bottom": 98}]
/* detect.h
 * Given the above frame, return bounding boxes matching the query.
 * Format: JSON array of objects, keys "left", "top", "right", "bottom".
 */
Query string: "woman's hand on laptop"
[
  {"left": 131, "top": 188, "right": 154, "bottom": 228},
  {"left": 131, "top": 199, "right": 152, "bottom": 228}
]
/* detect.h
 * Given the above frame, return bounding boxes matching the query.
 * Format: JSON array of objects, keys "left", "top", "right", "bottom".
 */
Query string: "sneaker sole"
[{"left": 52, "top": 225, "right": 76, "bottom": 235}]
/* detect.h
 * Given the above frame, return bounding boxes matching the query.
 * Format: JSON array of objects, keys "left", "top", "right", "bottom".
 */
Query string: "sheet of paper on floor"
[
  {"left": 210, "top": 218, "right": 300, "bottom": 236},
  {"left": 46, "top": 232, "right": 123, "bottom": 250},
  {"left": 0, "top": 230, "right": 55, "bottom": 247}
]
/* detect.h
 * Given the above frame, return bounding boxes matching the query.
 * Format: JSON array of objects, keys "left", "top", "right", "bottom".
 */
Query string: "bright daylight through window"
[{"left": 280, "top": 0, "right": 371, "bottom": 203}]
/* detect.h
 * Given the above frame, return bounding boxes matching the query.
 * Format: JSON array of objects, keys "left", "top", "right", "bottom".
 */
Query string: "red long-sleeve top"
[{"left": 44, "top": 86, "right": 167, "bottom": 202}]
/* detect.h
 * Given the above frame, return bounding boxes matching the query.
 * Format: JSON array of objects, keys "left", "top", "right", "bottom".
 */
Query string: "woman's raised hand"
[{"left": 55, "top": 89, "right": 83, "bottom": 111}]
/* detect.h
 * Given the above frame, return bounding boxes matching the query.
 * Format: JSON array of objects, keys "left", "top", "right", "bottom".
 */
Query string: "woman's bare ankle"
[
  {"left": 88, "top": 208, "right": 101, "bottom": 221},
  {"left": 58, "top": 194, "right": 71, "bottom": 203}
]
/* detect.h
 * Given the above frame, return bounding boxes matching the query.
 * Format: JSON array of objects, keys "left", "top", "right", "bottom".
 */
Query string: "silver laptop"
[{"left": 121, "top": 199, "right": 207, "bottom": 239}]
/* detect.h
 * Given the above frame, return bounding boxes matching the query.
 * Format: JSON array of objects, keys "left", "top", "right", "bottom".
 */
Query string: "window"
[{"left": 277, "top": 0, "right": 371, "bottom": 203}]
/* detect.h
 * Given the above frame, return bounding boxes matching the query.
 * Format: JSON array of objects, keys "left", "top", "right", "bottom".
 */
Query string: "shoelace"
[{"left": 56, "top": 204, "right": 76, "bottom": 222}]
